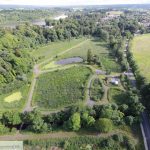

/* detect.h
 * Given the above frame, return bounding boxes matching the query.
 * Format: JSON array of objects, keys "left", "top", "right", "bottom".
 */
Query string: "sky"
[{"left": 0, "top": 0, "right": 150, "bottom": 6}]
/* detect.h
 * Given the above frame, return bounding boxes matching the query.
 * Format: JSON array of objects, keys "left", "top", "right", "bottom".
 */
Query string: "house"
[{"left": 110, "top": 78, "right": 119, "bottom": 85}]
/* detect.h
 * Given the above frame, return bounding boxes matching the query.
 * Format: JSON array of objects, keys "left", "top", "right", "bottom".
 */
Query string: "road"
[{"left": 142, "top": 112, "right": 150, "bottom": 150}]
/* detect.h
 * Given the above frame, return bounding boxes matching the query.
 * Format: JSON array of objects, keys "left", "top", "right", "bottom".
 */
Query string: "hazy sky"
[{"left": 0, "top": 0, "right": 150, "bottom": 6}]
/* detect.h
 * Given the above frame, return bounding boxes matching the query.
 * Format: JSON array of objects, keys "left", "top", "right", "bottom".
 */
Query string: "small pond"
[{"left": 56, "top": 57, "right": 83, "bottom": 65}]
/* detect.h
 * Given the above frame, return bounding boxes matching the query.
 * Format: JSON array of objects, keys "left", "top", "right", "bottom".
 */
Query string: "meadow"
[
  {"left": 131, "top": 34, "right": 150, "bottom": 82},
  {"left": 32, "top": 38, "right": 86, "bottom": 62},
  {"left": 33, "top": 66, "right": 92, "bottom": 110},
  {"left": 58, "top": 39, "right": 121, "bottom": 72}
]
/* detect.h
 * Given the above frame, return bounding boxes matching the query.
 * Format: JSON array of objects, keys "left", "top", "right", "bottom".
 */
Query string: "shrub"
[{"left": 95, "top": 118, "right": 113, "bottom": 133}]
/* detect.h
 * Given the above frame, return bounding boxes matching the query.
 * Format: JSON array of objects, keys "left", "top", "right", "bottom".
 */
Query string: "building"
[{"left": 110, "top": 78, "right": 119, "bottom": 85}]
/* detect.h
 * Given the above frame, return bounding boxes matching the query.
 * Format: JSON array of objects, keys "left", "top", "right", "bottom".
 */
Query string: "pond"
[{"left": 56, "top": 57, "right": 83, "bottom": 65}]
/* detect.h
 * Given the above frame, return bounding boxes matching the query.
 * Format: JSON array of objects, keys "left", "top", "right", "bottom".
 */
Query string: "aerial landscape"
[{"left": 0, "top": 0, "right": 150, "bottom": 149}]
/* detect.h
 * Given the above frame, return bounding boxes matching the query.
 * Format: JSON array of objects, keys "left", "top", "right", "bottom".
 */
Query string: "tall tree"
[
  {"left": 87, "top": 49, "right": 92, "bottom": 64},
  {"left": 68, "top": 112, "right": 81, "bottom": 131}
]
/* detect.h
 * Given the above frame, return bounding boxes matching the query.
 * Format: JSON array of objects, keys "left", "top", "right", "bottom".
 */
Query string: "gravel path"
[
  {"left": 0, "top": 130, "right": 134, "bottom": 142},
  {"left": 86, "top": 75, "right": 97, "bottom": 107}
]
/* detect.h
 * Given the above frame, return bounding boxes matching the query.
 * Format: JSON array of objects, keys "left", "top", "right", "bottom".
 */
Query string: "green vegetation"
[
  {"left": 131, "top": 34, "right": 150, "bottom": 82},
  {"left": 33, "top": 38, "right": 86, "bottom": 62},
  {"left": 95, "top": 118, "right": 113, "bottom": 133},
  {"left": 60, "top": 39, "right": 121, "bottom": 72},
  {"left": 0, "top": 84, "right": 29, "bottom": 113},
  {"left": 90, "top": 78, "right": 104, "bottom": 101},
  {"left": 33, "top": 66, "right": 92, "bottom": 110},
  {"left": 68, "top": 112, "right": 81, "bottom": 131},
  {"left": 24, "top": 134, "right": 137, "bottom": 150}
]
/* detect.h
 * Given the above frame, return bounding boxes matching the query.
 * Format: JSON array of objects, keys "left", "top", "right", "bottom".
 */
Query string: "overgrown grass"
[
  {"left": 31, "top": 38, "right": 86, "bottom": 62},
  {"left": 108, "top": 88, "right": 128, "bottom": 105},
  {"left": 90, "top": 78, "right": 104, "bottom": 101},
  {"left": 131, "top": 34, "right": 150, "bottom": 82},
  {"left": 24, "top": 134, "right": 137, "bottom": 150},
  {"left": 33, "top": 66, "right": 92, "bottom": 110},
  {"left": 59, "top": 39, "right": 121, "bottom": 72}
]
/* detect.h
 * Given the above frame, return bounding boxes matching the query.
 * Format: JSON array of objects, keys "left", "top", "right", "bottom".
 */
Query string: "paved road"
[{"left": 142, "top": 112, "right": 150, "bottom": 150}]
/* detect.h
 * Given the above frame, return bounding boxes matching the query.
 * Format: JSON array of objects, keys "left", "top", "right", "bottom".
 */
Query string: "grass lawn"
[
  {"left": 0, "top": 84, "right": 30, "bottom": 114},
  {"left": 31, "top": 38, "right": 86, "bottom": 62},
  {"left": 33, "top": 66, "right": 92, "bottom": 110},
  {"left": 131, "top": 34, "right": 150, "bottom": 82},
  {"left": 108, "top": 88, "right": 128, "bottom": 105},
  {"left": 58, "top": 39, "right": 121, "bottom": 72}
]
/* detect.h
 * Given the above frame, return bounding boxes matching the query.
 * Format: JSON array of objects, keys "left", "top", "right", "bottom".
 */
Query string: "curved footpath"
[{"left": 86, "top": 75, "right": 97, "bottom": 107}]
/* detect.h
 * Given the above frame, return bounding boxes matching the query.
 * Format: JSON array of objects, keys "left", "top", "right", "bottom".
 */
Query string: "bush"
[
  {"left": 95, "top": 118, "right": 113, "bottom": 133},
  {"left": 68, "top": 113, "right": 81, "bottom": 131}
]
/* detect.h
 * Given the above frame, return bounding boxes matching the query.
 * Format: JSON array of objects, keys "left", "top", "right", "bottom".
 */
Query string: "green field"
[
  {"left": 33, "top": 66, "right": 92, "bottom": 110},
  {"left": 32, "top": 38, "right": 86, "bottom": 62},
  {"left": 131, "top": 34, "right": 150, "bottom": 82},
  {"left": 58, "top": 39, "right": 121, "bottom": 72},
  {"left": 0, "top": 84, "right": 29, "bottom": 113},
  {"left": 108, "top": 88, "right": 128, "bottom": 105}
]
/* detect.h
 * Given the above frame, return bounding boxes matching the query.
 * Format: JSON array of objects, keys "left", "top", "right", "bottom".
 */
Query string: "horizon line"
[{"left": 0, "top": 3, "right": 150, "bottom": 7}]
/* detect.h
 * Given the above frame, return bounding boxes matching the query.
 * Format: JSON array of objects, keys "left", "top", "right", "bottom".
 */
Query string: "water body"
[{"left": 56, "top": 57, "right": 83, "bottom": 65}]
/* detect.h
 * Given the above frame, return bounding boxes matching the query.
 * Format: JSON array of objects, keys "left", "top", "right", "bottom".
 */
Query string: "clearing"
[
  {"left": 131, "top": 34, "right": 150, "bottom": 82},
  {"left": 33, "top": 66, "right": 92, "bottom": 110}
]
